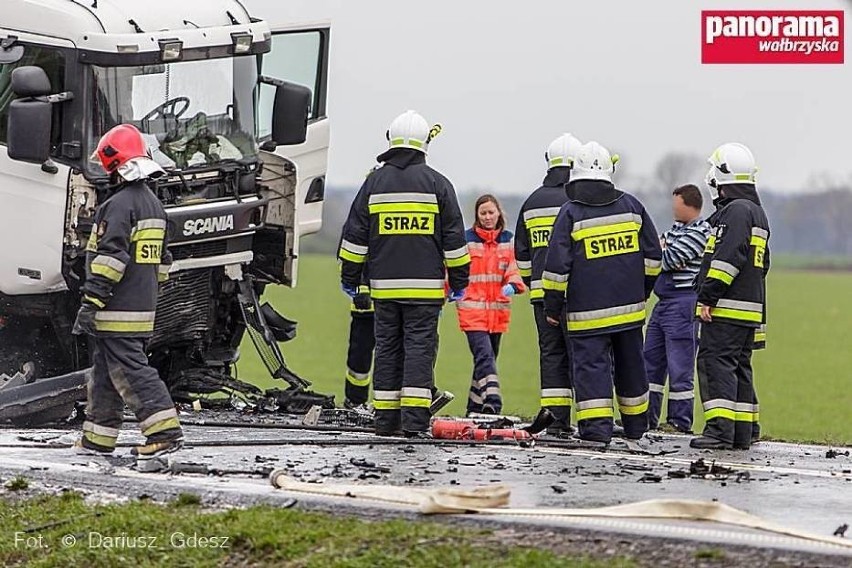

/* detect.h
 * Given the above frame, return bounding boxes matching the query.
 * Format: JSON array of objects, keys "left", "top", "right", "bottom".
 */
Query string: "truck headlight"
[
  {"left": 158, "top": 39, "right": 183, "bottom": 62},
  {"left": 231, "top": 33, "right": 253, "bottom": 54}
]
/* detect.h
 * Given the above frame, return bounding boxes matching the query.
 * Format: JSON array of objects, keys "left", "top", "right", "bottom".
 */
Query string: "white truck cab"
[{"left": 0, "top": 0, "right": 330, "bottom": 395}]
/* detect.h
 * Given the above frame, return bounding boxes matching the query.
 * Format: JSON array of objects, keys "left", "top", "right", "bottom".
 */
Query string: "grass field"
[{"left": 240, "top": 255, "right": 852, "bottom": 445}]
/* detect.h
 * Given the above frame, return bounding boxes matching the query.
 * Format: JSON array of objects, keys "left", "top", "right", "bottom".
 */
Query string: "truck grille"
[
  {"left": 151, "top": 268, "right": 214, "bottom": 349},
  {"left": 170, "top": 240, "right": 229, "bottom": 261}
]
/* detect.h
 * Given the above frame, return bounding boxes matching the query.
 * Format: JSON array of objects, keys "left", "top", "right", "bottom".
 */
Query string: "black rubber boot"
[{"left": 689, "top": 436, "right": 733, "bottom": 450}]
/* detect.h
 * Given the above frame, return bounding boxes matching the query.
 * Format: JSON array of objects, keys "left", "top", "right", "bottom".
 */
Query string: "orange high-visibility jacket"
[{"left": 456, "top": 227, "right": 526, "bottom": 333}]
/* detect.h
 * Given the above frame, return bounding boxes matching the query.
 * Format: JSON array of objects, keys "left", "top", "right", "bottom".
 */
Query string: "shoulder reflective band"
[
  {"left": 567, "top": 302, "right": 646, "bottom": 332},
  {"left": 576, "top": 398, "right": 614, "bottom": 421},
  {"left": 131, "top": 218, "right": 167, "bottom": 242},
  {"left": 571, "top": 213, "right": 643, "bottom": 242},
  {"left": 368, "top": 192, "right": 439, "bottom": 214}
]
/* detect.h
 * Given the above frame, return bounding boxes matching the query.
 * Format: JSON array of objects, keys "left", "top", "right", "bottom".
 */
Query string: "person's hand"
[
  {"left": 341, "top": 284, "right": 358, "bottom": 298},
  {"left": 501, "top": 284, "right": 515, "bottom": 297},
  {"left": 546, "top": 315, "right": 560, "bottom": 327},
  {"left": 448, "top": 289, "right": 465, "bottom": 303},
  {"left": 698, "top": 304, "right": 712, "bottom": 322},
  {"left": 353, "top": 291, "right": 372, "bottom": 311},
  {"left": 72, "top": 304, "right": 98, "bottom": 336},
  {"left": 659, "top": 236, "right": 667, "bottom": 250}
]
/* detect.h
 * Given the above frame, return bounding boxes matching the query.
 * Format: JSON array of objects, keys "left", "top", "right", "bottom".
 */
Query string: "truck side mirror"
[
  {"left": 7, "top": 66, "right": 53, "bottom": 164},
  {"left": 267, "top": 78, "right": 311, "bottom": 146}
]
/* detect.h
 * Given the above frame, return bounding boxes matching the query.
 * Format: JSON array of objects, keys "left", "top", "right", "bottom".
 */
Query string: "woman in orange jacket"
[{"left": 456, "top": 195, "right": 526, "bottom": 415}]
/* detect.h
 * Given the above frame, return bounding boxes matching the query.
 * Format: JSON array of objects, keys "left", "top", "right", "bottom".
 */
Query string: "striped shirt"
[{"left": 661, "top": 218, "right": 711, "bottom": 288}]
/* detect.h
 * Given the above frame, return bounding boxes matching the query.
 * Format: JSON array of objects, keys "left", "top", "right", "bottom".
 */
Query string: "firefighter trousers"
[
  {"left": 643, "top": 296, "right": 698, "bottom": 431},
  {"left": 83, "top": 337, "right": 182, "bottom": 451},
  {"left": 344, "top": 312, "right": 376, "bottom": 406},
  {"left": 696, "top": 322, "right": 757, "bottom": 448},
  {"left": 465, "top": 331, "right": 502, "bottom": 414},
  {"left": 373, "top": 301, "right": 441, "bottom": 434},
  {"left": 533, "top": 304, "right": 573, "bottom": 430},
  {"left": 571, "top": 328, "right": 649, "bottom": 443}
]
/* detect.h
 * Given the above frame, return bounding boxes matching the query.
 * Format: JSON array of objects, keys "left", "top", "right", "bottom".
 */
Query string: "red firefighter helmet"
[{"left": 92, "top": 124, "right": 149, "bottom": 174}]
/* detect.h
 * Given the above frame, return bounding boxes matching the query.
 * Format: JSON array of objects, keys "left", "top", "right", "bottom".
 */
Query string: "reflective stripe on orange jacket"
[{"left": 456, "top": 227, "right": 526, "bottom": 333}]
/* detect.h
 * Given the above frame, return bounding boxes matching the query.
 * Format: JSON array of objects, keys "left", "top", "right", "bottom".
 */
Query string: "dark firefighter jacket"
[
  {"left": 514, "top": 168, "right": 572, "bottom": 303},
  {"left": 542, "top": 180, "right": 662, "bottom": 336},
  {"left": 694, "top": 184, "right": 770, "bottom": 328},
  {"left": 338, "top": 149, "right": 470, "bottom": 303},
  {"left": 82, "top": 180, "right": 172, "bottom": 337}
]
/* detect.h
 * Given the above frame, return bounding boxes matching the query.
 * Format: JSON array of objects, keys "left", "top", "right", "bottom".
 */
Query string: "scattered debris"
[
  {"left": 551, "top": 485, "right": 567, "bottom": 494},
  {"left": 825, "top": 449, "right": 850, "bottom": 459},
  {"left": 637, "top": 473, "right": 663, "bottom": 483},
  {"left": 833, "top": 524, "right": 848, "bottom": 538}
]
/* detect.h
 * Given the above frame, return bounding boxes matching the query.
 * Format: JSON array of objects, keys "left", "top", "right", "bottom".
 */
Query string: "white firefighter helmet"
[
  {"left": 386, "top": 110, "right": 439, "bottom": 153},
  {"left": 545, "top": 133, "right": 582, "bottom": 168},
  {"left": 705, "top": 143, "right": 757, "bottom": 192},
  {"left": 570, "top": 141, "right": 615, "bottom": 182}
]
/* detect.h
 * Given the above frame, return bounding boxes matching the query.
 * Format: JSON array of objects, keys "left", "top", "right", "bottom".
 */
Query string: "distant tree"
[{"left": 654, "top": 152, "right": 706, "bottom": 192}]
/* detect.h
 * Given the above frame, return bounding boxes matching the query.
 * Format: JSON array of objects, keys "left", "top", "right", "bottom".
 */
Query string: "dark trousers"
[
  {"left": 83, "top": 336, "right": 182, "bottom": 450},
  {"left": 697, "top": 322, "right": 757, "bottom": 447},
  {"left": 533, "top": 303, "right": 573, "bottom": 430},
  {"left": 572, "top": 328, "right": 648, "bottom": 443},
  {"left": 373, "top": 301, "right": 441, "bottom": 433},
  {"left": 344, "top": 313, "right": 376, "bottom": 406},
  {"left": 465, "top": 331, "right": 502, "bottom": 414},
  {"left": 643, "top": 296, "right": 698, "bottom": 431}
]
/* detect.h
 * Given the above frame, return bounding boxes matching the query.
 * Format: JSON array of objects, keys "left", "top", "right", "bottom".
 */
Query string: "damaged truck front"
[{"left": 0, "top": 0, "right": 331, "bottom": 424}]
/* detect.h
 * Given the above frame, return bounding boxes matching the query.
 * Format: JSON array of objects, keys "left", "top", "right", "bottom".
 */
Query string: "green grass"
[
  {"left": 0, "top": 492, "right": 632, "bottom": 567},
  {"left": 239, "top": 254, "right": 852, "bottom": 445}
]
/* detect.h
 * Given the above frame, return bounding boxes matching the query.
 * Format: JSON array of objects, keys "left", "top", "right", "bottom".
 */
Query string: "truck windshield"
[{"left": 89, "top": 56, "right": 258, "bottom": 173}]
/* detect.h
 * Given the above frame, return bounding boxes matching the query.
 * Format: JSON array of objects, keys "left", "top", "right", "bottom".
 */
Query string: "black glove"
[
  {"left": 353, "top": 292, "right": 372, "bottom": 312},
  {"left": 72, "top": 304, "right": 98, "bottom": 336}
]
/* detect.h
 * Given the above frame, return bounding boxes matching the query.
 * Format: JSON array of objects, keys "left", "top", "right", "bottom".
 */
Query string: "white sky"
[{"left": 244, "top": 0, "right": 852, "bottom": 194}]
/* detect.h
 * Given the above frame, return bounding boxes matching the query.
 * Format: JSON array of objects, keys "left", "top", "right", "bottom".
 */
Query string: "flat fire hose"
[{"left": 268, "top": 473, "right": 852, "bottom": 550}]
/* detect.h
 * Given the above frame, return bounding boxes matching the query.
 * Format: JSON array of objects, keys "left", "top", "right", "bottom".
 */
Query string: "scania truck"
[{"left": 0, "top": 0, "right": 331, "bottom": 422}]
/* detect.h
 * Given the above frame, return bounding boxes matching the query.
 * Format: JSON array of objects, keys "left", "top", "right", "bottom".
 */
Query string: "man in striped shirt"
[{"left": 643, "top": 184, "right": 711, "bottom": 433}]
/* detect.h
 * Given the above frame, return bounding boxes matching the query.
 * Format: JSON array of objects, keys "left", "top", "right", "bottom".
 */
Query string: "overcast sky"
[{"left": 244, "top": 0, "right": 851, "bottom": 194}]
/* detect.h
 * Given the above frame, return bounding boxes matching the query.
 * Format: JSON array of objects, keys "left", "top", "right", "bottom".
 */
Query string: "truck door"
[{"left": 258, "top": 24, "right": 330, "bottom": 285}]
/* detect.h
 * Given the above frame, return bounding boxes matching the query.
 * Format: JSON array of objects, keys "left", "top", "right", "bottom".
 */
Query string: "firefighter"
[
  {"left": 514, "top": 133, "right": 582, "bottom": 435},
  {"left": 691, "top": 143, "right": 770, "bottom": 450},
  {"left": 456, "top": 194, "right": 526, "bottom": 415},
  {"left": 72, "top": 124, "right": 183, "bottom": 463},
  {"left": 543, "top": 141, "right": 662, "bottom": 444},
  {"left": 338, "top": 110, "right": 470, "bottom": 438},
  {"left": 643, "top": 184, "right": 711, "bottom": 433}
]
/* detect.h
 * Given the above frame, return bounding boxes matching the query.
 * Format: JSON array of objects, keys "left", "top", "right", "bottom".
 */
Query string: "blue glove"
[
  {"left": 341, "top": 284, "right": 358, "bottom": 298},
  {"left": 448, "top": 289, "right": 465, "bottom": 302},
  {"left": 501, "top": 284, "right": 515, "bottom": 297}
]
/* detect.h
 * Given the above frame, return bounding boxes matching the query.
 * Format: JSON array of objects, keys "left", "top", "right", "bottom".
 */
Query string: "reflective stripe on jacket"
[{"left": 456, "top": 227, "right": 525, "bottom": 333}]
